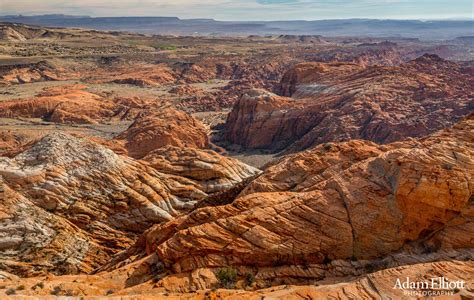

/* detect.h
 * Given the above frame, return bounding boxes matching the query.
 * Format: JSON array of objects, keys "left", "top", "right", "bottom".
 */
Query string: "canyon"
[{"left": 0, "top": 23, "right": 472, "bottom": 299}]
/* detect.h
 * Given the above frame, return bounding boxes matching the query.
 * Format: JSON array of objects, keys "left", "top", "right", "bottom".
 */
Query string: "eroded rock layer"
[
  {"left": 0, "top": 132, "right": 258, "bottom": 276},
  {"left": 130, "top": 115, "right": 473, "bottom": 285},
  {"left": 224, "top": 55, "right": 473, "bottom": 152},
  {"left": 117, "top": 109, "right": 210, "bottom": 159}
]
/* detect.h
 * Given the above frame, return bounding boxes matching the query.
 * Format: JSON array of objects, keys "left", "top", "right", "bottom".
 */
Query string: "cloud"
[
  {"left": 0, "top": 0, "right": 472, "bottom": 20},
  {"left": 256, "top": 0, "right": 298, "bottom": 4}
]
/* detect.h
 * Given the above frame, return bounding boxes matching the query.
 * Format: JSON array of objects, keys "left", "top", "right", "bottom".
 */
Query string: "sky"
[{"left": 0, "top": 0, "right": 473, "bottom": 21}]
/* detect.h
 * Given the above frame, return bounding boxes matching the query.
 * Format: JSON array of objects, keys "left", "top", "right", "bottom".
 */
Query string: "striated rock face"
[
  {"left": 0, "top": 85, "right": 115, "bottom": 124},
  {"left": 0, "top": 132, "right": 259, "bottom": 277},
  {"left": 117, "top": 109, "right": 210, "bottom": 159},
  {"left": 278, "top": 61, "right": 364, "bottom": 97},
  {"left": 0, "top": 133, "right": 204, "bottom": 276},
  {"left": 223, "top": 55, "right": 473, "bottom": 152},
  {"left": 0, "top": 25, "right": 27, "bottom": 41},
  {"left": 0, "top": 181, "right": 108, "bottom": 277},
  {"left": 222, "top": 89, "right": 310, "bottom": 150},
  {"left": 129, "top": 115, "right": 473, "bottom": 284},
  {"left": 0, "top": 259, "right": 472, "bottom": 298},
  {"left": 89, "top": 64, "right": 177, "bottom": 87},
  {"left": 169, "top": 85, "right": 205, "bottom": 96},
  {"left": 0, "top": 131, "right": 35, "bottom": 157},
  {"left": 0, "top": 61, "right": 65, "bottom": 85},
  {"left": 143, "top": 146, "right": 261, "bottom": 194},
  {"left": 213, "top": 260, "right": 474, "bottom": 299}
]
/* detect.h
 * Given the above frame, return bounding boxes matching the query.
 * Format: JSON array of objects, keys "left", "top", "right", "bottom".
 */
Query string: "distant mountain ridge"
[{"left": 0, "top": 14, "right": 473, "bottom": 39}]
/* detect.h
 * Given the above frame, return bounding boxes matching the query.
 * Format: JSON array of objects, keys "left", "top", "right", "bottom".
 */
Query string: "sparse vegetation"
[
  {"left": 323, "top": 143, "right": 333, "bottom": 150},
  {"left": 16, "top": 285, "right": 25, "bottom": 290},
  {"left": 32, "top": 282, "right": 45, "bottom": 290},
  {"left": 5, "top": 288, "right": 16, "bottom": 295},
  {"left": 245, "top": 273, "right": 255, "bottom": 287},
  {"left": 51, "top": 286, "right": 62, "bottom": 296},
  {"left": 215, "top": 267, "right": 238, "bottom": 289},
  {"left": 150, "top": 43, "right": 177, "bottom": 51},
  {"left": 365, "top": 260, "right": 390, "bottom": 273}
]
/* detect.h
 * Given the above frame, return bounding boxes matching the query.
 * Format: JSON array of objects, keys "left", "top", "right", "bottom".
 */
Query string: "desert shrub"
[
  {"left": 215, "top": 267, "right": 238, "bottom": 289},
  {"left": 244, "top": 273, "right": 255, "bottom": 287},
  {"left": 51, "top": 286, "right": 62, "bottom": 295},
  {"left": 365, "top": 259, "right": 389, "bottom": 273},
  {"left": 5, "top": 288, "right": 16, "bottom": 295},
  {"left": 16, "top": 285, "right": 25, "bottom": 290},
  {"left": 32, "top": 282, "right": 44, "bottom": 290},
  {"left": 323, "top": 143, "right": 333, "bottom": 150},
  {"left": 152, "top": 44, "right": 177, "bottom": 51}
]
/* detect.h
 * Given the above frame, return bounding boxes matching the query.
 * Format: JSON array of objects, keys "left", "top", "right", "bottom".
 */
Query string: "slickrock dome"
[
  {"left": 0, "top": 132, "right": 258, "bottom": 276},
  {"left": 143, "top": 146, "right": 261, "bottom": 194},
  {"left": 104, "top": 115, "right": 472, "bottom": 292},
  {"left": 117, "top": 109, "right": 210, "bottom": 159}
]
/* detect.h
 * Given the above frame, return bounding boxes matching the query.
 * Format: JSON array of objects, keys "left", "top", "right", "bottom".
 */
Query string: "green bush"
[
  {"left": 215, "top": 267, "right": 238, "bottom": 289},
  {"left": 245, "top": 273, "right": 255, "bottom": 287}
]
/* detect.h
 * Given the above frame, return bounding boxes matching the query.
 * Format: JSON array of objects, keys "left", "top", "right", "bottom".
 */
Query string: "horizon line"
[{"left": 1, "top": 14, "right": 473, "bottom": 23}]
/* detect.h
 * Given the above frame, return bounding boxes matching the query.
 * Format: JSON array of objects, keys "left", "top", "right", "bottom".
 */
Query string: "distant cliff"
[{"left": 0, "top": 15, "right": 472, "bottom": 39}]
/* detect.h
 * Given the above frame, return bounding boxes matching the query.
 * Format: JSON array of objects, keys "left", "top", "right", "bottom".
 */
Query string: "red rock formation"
[
  {"left": 223, "top": 55, "right": 473, "bottom": 152},
  {"left": 0, "top": 133, "right": 203, "bottom": 275},
  {"left": 117, "top": 109, "right": 210, "bottom": 159},
  {"left": 0, "top": 131, "right": 34, "bottom": 156},
  {"left": 169, "top": 85, "right": 205, "bottom": 96},
  {"left": 0, "top": 84, "right": 150, "bottom": 124},
  {"left": 222, "top": 89, "right": 310, "bottom": 150},
  {"left": 90, "top": 64, "right": 177, "bottom": 87},
  {"left": 0, "top": 61, "right": 65, "bottom": 85},
  {"left": 107, "top": 115, "right": 472, "bottom": 290},
  {"left": 0, "top": 257, "right": 471, "bottom": 297},
  {"left": 142, "top": 146, "right": 261, "bottom": 194},
  {"left": 0, "top": 132, "right": 258, "bottom": 277},
  {"left": 0, "top": 85, "right": 114, "bottom": 124}
]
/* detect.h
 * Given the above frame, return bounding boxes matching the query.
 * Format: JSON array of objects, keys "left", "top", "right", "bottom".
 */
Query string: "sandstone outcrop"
[
  {"left": 210, "top": 260, "right": 474, "bottom": 299},
  {"left": 0, "top": 134, "right": 201, "bottom": 275},
  {"left": 0, "top": 259, "right": 472, "bottom": 298},
  {"left": 117, "top": 109, "right": 210, "bottom": 159},
  {"left": 90, "top": 64, "right": 176, "bottom": 87},
  {"left": 106, "top": 115, "right": 472, "bottom": 290},
  {"left": 2, "top": 116, "right": 469, "bottom": 296},
  {"left": 0, "top": 132, "right": 259, "bottom": 277},
  {"left": 169, "top": 85, "right": 205, "bottom": 96},
  {"left": 142, "top": 146, "right": 261, "bottom": 194},
  {"left": 0, "top": 85, "right": 113, "bottom": 124},
  {"left": 0, "top": 131, "right": 34, "bottom": 156},
  {"left": 0, "top": 85, "right": 148, "bottom": 124},
  {"left": 223, "top": 54, "right": 473, "bottom": 152},
  {"left": 0, "top": 61, "right": 65, "bottom": 85}
]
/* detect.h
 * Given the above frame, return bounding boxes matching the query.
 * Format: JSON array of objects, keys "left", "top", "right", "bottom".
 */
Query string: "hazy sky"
[{"left": 1, "top": 0, "right": 473, "bottom": 21}]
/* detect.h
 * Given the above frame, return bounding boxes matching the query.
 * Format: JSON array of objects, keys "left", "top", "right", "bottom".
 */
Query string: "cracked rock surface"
[
  {"left": 133, "top": 114, "right": 472, "bottom": 281},
  {"left": 224, "top": 55, "right": 473, "bottom": 152},
  {"left": 0, "top": 132, "right": 258, "bottom": 276}
]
